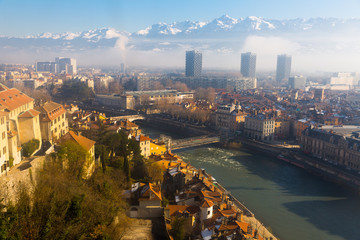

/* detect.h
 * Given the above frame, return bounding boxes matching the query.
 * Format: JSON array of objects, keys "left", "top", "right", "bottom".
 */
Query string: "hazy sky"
[{"left": 1, "top": 0, "right": 360, "bottom": 36}]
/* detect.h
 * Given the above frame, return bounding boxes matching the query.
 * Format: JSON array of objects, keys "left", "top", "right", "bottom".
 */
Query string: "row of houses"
[
  {"left": 300, "top": 127, "right": 360, "bottom": 171},
  {"left": 215, "top": 103, "right": 313, "bottom": 141},
  {"left": 0, "top": 83, "right": 68, "bottom": 175},
  {"left": 127, "top": 153, "right": 273, "bottom": 239}
]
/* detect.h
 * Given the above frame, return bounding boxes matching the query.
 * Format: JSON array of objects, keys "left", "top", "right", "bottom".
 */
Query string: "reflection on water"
[
  {"left": 141, "top": 126, "right": 360, "bottom": 240},
  {"left": 178, "top": 146, "right": 360, "bottom": 240}
]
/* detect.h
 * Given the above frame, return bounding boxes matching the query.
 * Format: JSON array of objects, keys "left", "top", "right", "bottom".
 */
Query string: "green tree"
[
  {"left": 22, "top": 139, "right": 40, "bottom": 157},
  {"left": 169, "top": 216, "right": 186, "bottom": 240},
  {"left": 57, "top": 141, "right": 88, "bottom": 179},
  {"left": 131, "top": 158, "right": 149, "bottom": 181},
  {"left": 96, "top": 145, "right": 109, "bottom": 174},
  {"left": 103, "top": 131, "right": 142, "bottom": 181},
  {"left": 58, "top": 81, "right": 94, "bottom": 101}
]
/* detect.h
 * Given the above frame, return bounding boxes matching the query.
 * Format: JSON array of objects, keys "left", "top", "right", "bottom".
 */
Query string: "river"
[{"left": 140, "top": 125, "right": 360, "bottom": 240}]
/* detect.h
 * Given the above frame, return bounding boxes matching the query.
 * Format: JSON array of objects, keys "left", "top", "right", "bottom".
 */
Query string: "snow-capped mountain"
[{"left": 2, "top": 15, "right": 360, "bottom": 70}]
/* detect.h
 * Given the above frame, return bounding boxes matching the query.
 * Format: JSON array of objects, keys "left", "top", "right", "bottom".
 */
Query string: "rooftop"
[
  {"left": 0, "top": 87, "right": 33, "bottom": 111},
  {"left": 59, "top": 131, "right": 95, "bottom": 151}
]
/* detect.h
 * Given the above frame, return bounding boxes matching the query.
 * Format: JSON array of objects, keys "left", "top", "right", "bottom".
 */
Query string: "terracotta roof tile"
[
  {"left": 139, "top": 135, "right": 152, "bottom": 142},
  {"left": 166, "top": 205, "right": 200, "bottom": 216},
  {"left": 201, "top": 199, "right": 214, "bottom": 208},
  {"left": 0, "top": 88, "right": 33, "bottom": 111},
  {"left": 18, "top": 109, "right": 41, "bottom": 118},
  {"left": 59, "top": 131, "right": 95, "bottom": 151},
  {"left": 36, "top": 101, "right": 66, "bottom": 121},
  {"left": 235, "top": 221, "right": 250, "bottom": 233}
]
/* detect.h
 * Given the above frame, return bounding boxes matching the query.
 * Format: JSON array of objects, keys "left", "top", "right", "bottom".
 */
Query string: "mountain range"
[{"left": 1, "top": 15, "right": 360, "bottom": 71}]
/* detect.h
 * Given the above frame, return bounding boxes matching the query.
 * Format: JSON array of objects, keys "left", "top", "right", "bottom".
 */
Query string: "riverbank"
[
  {"left": 233, "top": 137, "right": 360, "bottom": 193},
  {"left": 215, "top": 181, "right": 277, "bottom": 240},
  {"left": 141, "top": 124, "right": 360, "bottom": 240},
  {"left": 162, "top": 156, "right": 278, "bottom": 240}
]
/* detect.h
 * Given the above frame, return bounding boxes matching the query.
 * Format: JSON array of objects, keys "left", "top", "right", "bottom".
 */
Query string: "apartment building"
[
  {"left": 0, "top": 111, "right": 9, "bottom": 173},
  {"left": 136, "top": 135, "right": 151, "bottom": 158},
  {"left": 215, "top": 104, "right": 247, "bottom": 130},
  {"left": 0, "top": 83, "right": 42, "bottom": 172},
  {"left": 36, "top": 101, "right": 68, "bottom": 144},
  {"left": 244, "top": 115, "right": 275, "bottom": 141}
]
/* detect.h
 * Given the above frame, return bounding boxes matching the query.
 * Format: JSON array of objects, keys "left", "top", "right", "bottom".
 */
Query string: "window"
[
  {"left": 3, "top": 147, "right": 6, "bottom": 154},
  {"left": 2, "top": 132, "right": 5, "bottom": 139},
  {"left": 0, "top": 117, "right": 4, "bottom": 124}
]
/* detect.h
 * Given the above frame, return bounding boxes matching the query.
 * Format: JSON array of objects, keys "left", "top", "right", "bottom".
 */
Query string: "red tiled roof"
[
  {"left": 36, "top": 101, "right": 66, "bottom": 121},
  {"left": 0, "top": 84, "right": 9, "bottom": 91},
  {"left": 219, "top": 209, "right": 237, "bottom": 218},
  {"left": 201, "top": 199, "right": 214, "bottom": 208},
  {"left": 18, "top": 109, "right": 41, "bottom": 118},
  {"left": 139, "top": 135, "right": 151, "bottom": 142},
  {"left": 235, "top": 221, "right": 250, "bottom": 234},
  {"left": 166, "top": 204, "right": 199, "bottom": 217},
  {"left": 218, "top": 223, "right": 239, "bottom": 231},
  {"left": 0, "top": 88, "right": 33, "bottom": 111},
  {"left": 59, "top": 131, "right": 95, "bottom": 151}
]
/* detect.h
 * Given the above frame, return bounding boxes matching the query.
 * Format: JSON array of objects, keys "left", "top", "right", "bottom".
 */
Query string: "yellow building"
[
  {"left": 18, "top": 109, "right": 42, "bottom": 144},
  {"left": 0, "top": 84, "right": 40, "bottom": 168},
  {"left": 136, "top": 135, "right": 151, "bottom": 158},
  {"left": 36, "top": 101, "right": 69, "bottom": 144},
  {"left": 150, "top": 142, "right": 167, "bottom": 156},
  {"left": 59, "top": 131, "right": 96, "bottom": 179},
  {"left": 0, "top": 111, "right": 9, "bottom": 174}
]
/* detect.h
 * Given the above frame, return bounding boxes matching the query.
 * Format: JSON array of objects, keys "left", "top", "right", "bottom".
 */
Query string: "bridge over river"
[
  {"left": 170, "top": 135, "right": 221, "bottom": 150},
  {"left": 110, "top": 115, "right": 145, "bottom": 122}
]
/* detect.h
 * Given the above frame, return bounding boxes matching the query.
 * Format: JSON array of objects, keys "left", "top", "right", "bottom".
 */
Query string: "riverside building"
[{"left": 244, "top": 115, "right": 275, "bottom": 141}]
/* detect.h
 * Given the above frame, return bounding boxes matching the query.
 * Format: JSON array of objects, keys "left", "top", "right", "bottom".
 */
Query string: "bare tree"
[
  {"left": 152, "top": 81, "right": 165, "bottom": 90},
  {"left": 174, "top": 82, "right": 188, "bottom": 92}
]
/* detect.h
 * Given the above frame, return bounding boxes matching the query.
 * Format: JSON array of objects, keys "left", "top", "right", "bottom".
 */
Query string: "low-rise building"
[
  {"left": 150, "top": 142, "right": 167, "bottom": 156},
  {"left": 0, "top": 84, "right": 41, "bottom": 169},
  {"left": 215, "top": 104, "right": 247, "bottom": 130},
  {"left": 95, "top": 94, "right": 135, "bottom": 110},
  {"left": 58, "top": 131, "right": 96, "bottom": 179},
  {"left": 274, "top": 119, "right": 290, "bottom": 140},
  {"left": 136, "top": 135, "right": 151, "bottom": 158},
  {"left": 128, "top": 182, "right": 163, "bottom": 218},
  {"left": 36, "top": 101, "right": 69, "bottom": 144},
  {"left": 244, "top": 115, "right": 275, "bottom": 141},
  {"left": 18, "top": 109, "right": 42, "bottom": 145},
  {"left": 300, "top": 128, "right": 360, "bottom": 171},
  {"left": 0, "top": 111, "right": 9, "bottom": 174}
]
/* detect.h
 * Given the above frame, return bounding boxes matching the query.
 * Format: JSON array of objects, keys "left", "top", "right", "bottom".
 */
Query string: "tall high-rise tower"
[
  {"left": 276, "top": 54, "right": 292, "bottom": 83},
  {"left": 240, "top": 52, "right": 256, "bottom": 78},
  {"left": 185, "top": 50, "right": 202, "bottom": 77},
  {"left": 55, "top": 57, "right": 77, "bottom": 75}
]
